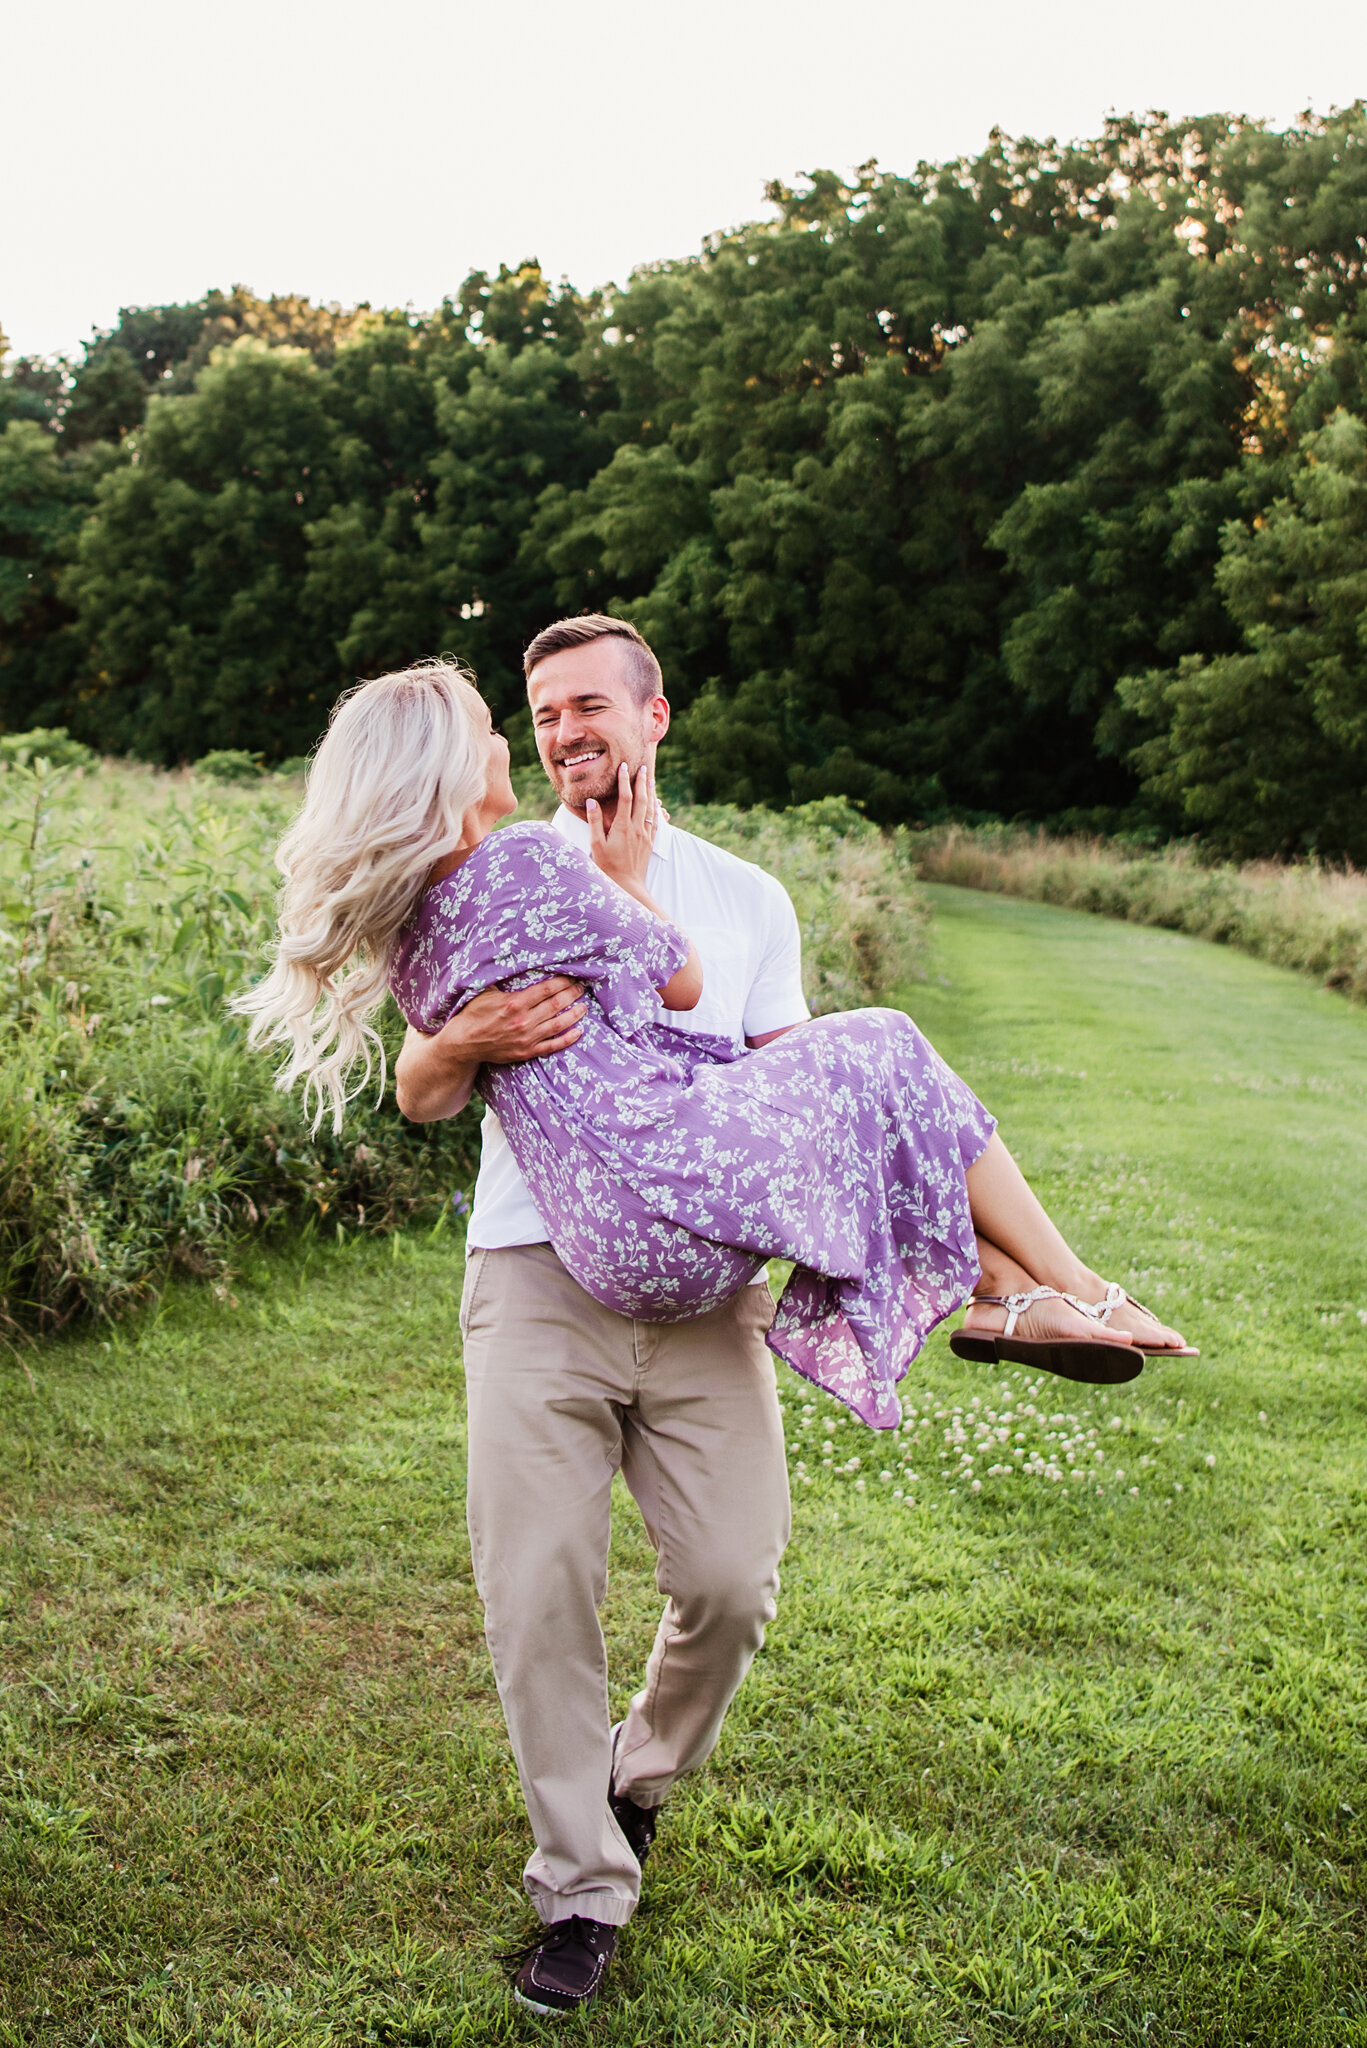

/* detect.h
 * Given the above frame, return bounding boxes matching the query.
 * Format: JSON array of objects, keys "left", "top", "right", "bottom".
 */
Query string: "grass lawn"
[{"left": 3, "top": 884, "right": 1366, "bottom": 2046}]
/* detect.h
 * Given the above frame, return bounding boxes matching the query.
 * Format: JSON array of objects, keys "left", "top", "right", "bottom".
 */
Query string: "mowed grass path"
[{"left": 3, "top": 886, "right": 1366, "bottom": 2046}]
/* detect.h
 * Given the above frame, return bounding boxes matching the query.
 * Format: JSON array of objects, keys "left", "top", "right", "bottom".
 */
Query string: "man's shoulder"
[{"left": 669, "top": 823, "right": 790, "bottom": 904}]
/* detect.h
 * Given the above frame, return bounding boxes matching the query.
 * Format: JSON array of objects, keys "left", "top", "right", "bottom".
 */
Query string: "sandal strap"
[
  {"left": 1064, "top": 1282, "right": 1158, "bottom": 1327},
  {"left": 973, "top": 1284, "right": 1068, "bottom": 1337}
]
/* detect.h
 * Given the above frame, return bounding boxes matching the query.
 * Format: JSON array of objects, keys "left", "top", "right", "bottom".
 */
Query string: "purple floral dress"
[{"left": 391, "top": 824, "right": 995, "bottom": 1429}]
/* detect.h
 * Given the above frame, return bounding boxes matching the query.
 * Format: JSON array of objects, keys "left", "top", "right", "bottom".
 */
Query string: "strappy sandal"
[
  {"left": 949, "top": 1285, "right": 1144, "bottom": 1385},
  {"left": 1064, "top": 1282, "right": 1200, "bottom": 1357}
]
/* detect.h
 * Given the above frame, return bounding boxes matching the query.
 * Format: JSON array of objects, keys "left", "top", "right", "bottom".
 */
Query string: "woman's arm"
[{"left": 587, "top": 764, "right": 703, "bottom": 1011}]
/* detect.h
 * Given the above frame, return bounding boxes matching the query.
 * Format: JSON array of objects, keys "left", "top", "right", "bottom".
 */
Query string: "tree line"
[{"left": 2, "top": 107, "right": 1366, "bottom": 859}]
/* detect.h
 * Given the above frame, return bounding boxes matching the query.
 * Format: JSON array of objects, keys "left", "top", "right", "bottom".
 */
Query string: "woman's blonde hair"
[{"left": 233, "top": 658, "right": 492, "bottom": 1132}]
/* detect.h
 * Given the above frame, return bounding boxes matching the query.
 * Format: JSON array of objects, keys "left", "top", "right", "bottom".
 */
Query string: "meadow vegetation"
[
  {"left": 0, "top": 750, "right": 923, "bottom": 1332},
  {"left": 914, "top": 825, "right": 1367, "bottom": 1003},
  {"left": 2, "top": 886, "right": 1364, "bottom": 2044}
]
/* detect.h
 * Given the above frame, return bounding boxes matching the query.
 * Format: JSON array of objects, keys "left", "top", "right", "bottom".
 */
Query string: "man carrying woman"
[{"left": 237, "top": 618, "right": 1191, "bottom": 2016}]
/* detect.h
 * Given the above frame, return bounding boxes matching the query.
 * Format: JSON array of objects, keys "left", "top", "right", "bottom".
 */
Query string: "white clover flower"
[
  {"left": 1109, "top": 1416, "right": 1123, "bottom": 1430},
  {"left": 971, "top": 1479, "right": 982, "bottom": 1492},
  {"left": 1258, "top": 1411, "right": 1268, "bottom": 1423},
  {"left": 1205, "top": 1453, "right": 1216, "bottom": 1467}
]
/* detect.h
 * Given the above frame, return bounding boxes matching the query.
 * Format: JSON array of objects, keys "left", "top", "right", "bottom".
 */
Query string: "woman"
[{"left": 237, "top": 661, "right": 1193, "bottom": 1429}]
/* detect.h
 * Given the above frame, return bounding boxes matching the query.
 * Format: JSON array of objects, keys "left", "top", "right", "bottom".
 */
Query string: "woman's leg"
[{"left": 966, "top": 1137, "right": 1187, "bottom": 1348}]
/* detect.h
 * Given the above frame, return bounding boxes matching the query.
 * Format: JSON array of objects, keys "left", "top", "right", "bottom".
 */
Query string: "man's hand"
[{"left": 395, "top": 977, "right": 587, "bottom": 1123}]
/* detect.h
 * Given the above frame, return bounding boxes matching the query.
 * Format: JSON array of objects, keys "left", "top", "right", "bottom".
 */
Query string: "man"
[{"left": 395, "top": 615, "right": 809, "bottom": 2016}]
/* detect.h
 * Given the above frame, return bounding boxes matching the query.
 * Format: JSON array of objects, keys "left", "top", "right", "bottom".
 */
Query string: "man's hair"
[{"left": 522, "top": 614, "right": 663, "bottom": 707}]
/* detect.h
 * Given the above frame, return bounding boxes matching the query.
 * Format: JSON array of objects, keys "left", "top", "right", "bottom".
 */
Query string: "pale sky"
[{"left": 4, "top": 0, "right": 1364, "bottom": 360}]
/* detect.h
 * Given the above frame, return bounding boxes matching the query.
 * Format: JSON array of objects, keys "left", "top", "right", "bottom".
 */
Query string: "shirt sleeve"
[
  {"left": 741, "top": 877, "right": 810, "bottom": 1039},
  {"left": 391, "top": 825, "right": 688, "bottom": 1041}
]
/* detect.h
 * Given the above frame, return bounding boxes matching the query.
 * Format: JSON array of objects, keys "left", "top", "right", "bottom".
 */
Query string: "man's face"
[{"left": 527, "top": 639, "right": 669, "bottom": 812}]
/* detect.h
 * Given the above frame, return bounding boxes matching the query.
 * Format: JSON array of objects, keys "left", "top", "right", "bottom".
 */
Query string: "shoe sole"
[
  {"left": 514, "top": 1987, "right": 576, "bottom": 2017},
  {"left": 950, "top": 1330, "right": 1143, "bottom": 1385}
]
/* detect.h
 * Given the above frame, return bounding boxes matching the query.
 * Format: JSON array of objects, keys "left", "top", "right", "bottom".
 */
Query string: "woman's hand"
[
  {"left": 585, "top": 760, "right": 701, "bottom": 1008},
  {"left": 587, "top": 763, "right": 657, "bottom": 890}
]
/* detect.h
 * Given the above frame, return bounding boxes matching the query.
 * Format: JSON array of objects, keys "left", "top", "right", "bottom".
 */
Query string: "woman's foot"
[
  {"left": 963, "top": 1289, "right": 1133, "bottom": 1348},
  {"left": 952, "top": 1283, "right": 1142, "bottom": 1385},
  {"left": 1060, "top": 1279, "right": 1193, "bottom": 1354}
]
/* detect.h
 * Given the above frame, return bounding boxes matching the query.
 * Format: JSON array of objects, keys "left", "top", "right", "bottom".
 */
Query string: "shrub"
[
  {"left": 0, "top": 727, "right": 96, "bottom": 771},
  {"left": 678, "top": 798, "right": 927, "bottom": 1015},
  {"left": 0, "top": 757, "right": 476, "bottom": 1329},
  {"left": 195, "top": 748, "right": 265, "bottom": 783}
]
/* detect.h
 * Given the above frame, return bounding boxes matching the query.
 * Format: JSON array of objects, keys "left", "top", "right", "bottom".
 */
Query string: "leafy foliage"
[
  {"left": 0, "top": 754, "right": 479, "bottom": 1328},
  {"left": 0, "top": 759, "right": 925, "bottom": 1329},
  {"left": 1119, "top": 410, "right": 1367, "bottom": 858}
]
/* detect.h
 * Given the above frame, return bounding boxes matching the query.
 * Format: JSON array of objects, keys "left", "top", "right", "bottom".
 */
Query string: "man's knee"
[{"left": 665, "top": 1555, "right": 783, "bottom": 1648}]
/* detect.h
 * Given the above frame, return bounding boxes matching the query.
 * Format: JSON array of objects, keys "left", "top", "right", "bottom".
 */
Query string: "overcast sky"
[{"left": 4, "top": 0, "right": 1364, "bottom": 360}]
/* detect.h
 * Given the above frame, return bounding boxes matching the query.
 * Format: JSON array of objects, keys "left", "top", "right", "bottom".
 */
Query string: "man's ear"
[{"left": 648, "top": 694, "right": 671, "bottom": 743}]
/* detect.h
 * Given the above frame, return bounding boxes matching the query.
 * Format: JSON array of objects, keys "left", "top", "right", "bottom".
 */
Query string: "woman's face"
[
  {"left": 482, "top": 728, "right": 517, "bottom": 822},
  {"left": 457, "top": 724, "right": 516, "bottom": 851}
]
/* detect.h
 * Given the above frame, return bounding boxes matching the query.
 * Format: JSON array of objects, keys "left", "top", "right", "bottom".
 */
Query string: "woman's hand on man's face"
[{"left": 587, "top": 762, "right": 658, "bottom": 889}]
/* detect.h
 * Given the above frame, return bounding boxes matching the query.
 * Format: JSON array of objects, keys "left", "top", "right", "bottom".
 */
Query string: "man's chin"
[{"left": 552, "top": 770, "right": 620, "bottom": 810}]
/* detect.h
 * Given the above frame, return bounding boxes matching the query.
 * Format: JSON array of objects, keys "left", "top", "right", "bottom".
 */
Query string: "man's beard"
[{"left": 550, "top": 748, "right": 644, "bottom": 809}]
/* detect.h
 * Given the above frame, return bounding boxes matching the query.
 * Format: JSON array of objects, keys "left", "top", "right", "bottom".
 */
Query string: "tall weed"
[
  {"left": 0, "top": 756, "right": 474, "bottom": 1329},
  {"left": 0, "top": 764, "right": 926, "bottom": 1329},
  {"left": 913, "top": 824, "right": 1367, "bottom": 1001}
]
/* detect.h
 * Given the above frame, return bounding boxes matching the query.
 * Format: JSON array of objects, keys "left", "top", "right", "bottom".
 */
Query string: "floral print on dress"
[{"left": 390, "top": 824, "right": 996, "bottom": 1430}]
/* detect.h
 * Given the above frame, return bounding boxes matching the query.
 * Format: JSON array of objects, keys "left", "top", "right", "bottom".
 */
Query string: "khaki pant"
[{"left": 460, "top": 1243, "right": 791, "bottom": 1926}]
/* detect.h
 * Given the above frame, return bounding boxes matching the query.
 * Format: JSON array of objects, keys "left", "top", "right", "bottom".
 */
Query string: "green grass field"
[{"left": 3, "top": 885, "right": 1365, "bottom": 2046}]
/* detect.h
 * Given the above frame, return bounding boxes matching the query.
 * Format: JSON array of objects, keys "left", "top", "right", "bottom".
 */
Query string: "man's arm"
[
  {"left": 394, "top": 977, "right": 587, "bottom": 1123},
  {"left": 742, "top": 879, "right": 810, "bottom": 1050}
]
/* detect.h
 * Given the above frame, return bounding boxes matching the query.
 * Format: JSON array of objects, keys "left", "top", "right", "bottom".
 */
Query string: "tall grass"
[
  {"left": 0, "top": 756, "right": 477, "bottom": 1331},
  {"left": 913, "top": 824, "right": 1367, "bottom": 1001},
  {"left": 0, "top": 760, "right": 927, "bottom": 1331}
]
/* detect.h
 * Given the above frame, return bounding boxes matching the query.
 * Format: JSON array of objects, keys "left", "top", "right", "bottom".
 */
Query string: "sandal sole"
[{"left": 950, "top": 1331, "right": 1144, "bottom": 1385}]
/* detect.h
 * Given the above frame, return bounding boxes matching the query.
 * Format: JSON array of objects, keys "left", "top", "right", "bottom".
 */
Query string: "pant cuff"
[{"left": 533, "top": 1887, "right": 638, "bottom": 1929}]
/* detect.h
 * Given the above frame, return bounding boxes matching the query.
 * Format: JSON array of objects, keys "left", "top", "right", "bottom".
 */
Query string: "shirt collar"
[{"left": 553, "top": 804, "right": 675, "bottom": 862}]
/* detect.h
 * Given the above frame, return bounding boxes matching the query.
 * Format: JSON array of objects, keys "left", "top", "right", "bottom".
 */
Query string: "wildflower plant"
[
  {"left": 0, "top": 752, "right": 478, "bottom": 1328},
  {"left": 782, "top": 1366, "right": 1222, "bottom": 1513},
  {"left": 0, "top": 759, "right": 929, "bottom": 1331}
]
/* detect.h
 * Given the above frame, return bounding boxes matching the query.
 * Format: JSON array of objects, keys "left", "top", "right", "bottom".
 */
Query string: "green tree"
[
  {"left": 1119, "top": 409, "right": 1367, "bottom": 860},
  {"left": 304, "top": 268, "right": 612, "bottom": 735},
  {"left": 533, "top": 108, "right": 1367, "bottom": 823},
  {"left": 0, "top": 421, "right": 118, "bottom": 731},
  {"left": 64, "top": 340, "right": 348, "bottom": 760}
]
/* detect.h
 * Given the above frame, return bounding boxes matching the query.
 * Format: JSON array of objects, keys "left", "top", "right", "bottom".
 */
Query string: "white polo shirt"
[{"left": 465, "top": 804, "right": 811, "bottom": 1252}]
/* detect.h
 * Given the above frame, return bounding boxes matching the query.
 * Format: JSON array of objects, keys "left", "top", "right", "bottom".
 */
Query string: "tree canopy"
[{"left": 3, "top": 107, "right": 1365, "bottom": 855}]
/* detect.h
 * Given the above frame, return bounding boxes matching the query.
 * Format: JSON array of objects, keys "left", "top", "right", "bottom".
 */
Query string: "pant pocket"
[
  {"left": 740, "top": 1273, "right": 777, "bottom": 1334},
  {"left": 459, "top": 1247, "right": 488, "bottom": 1340}
]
